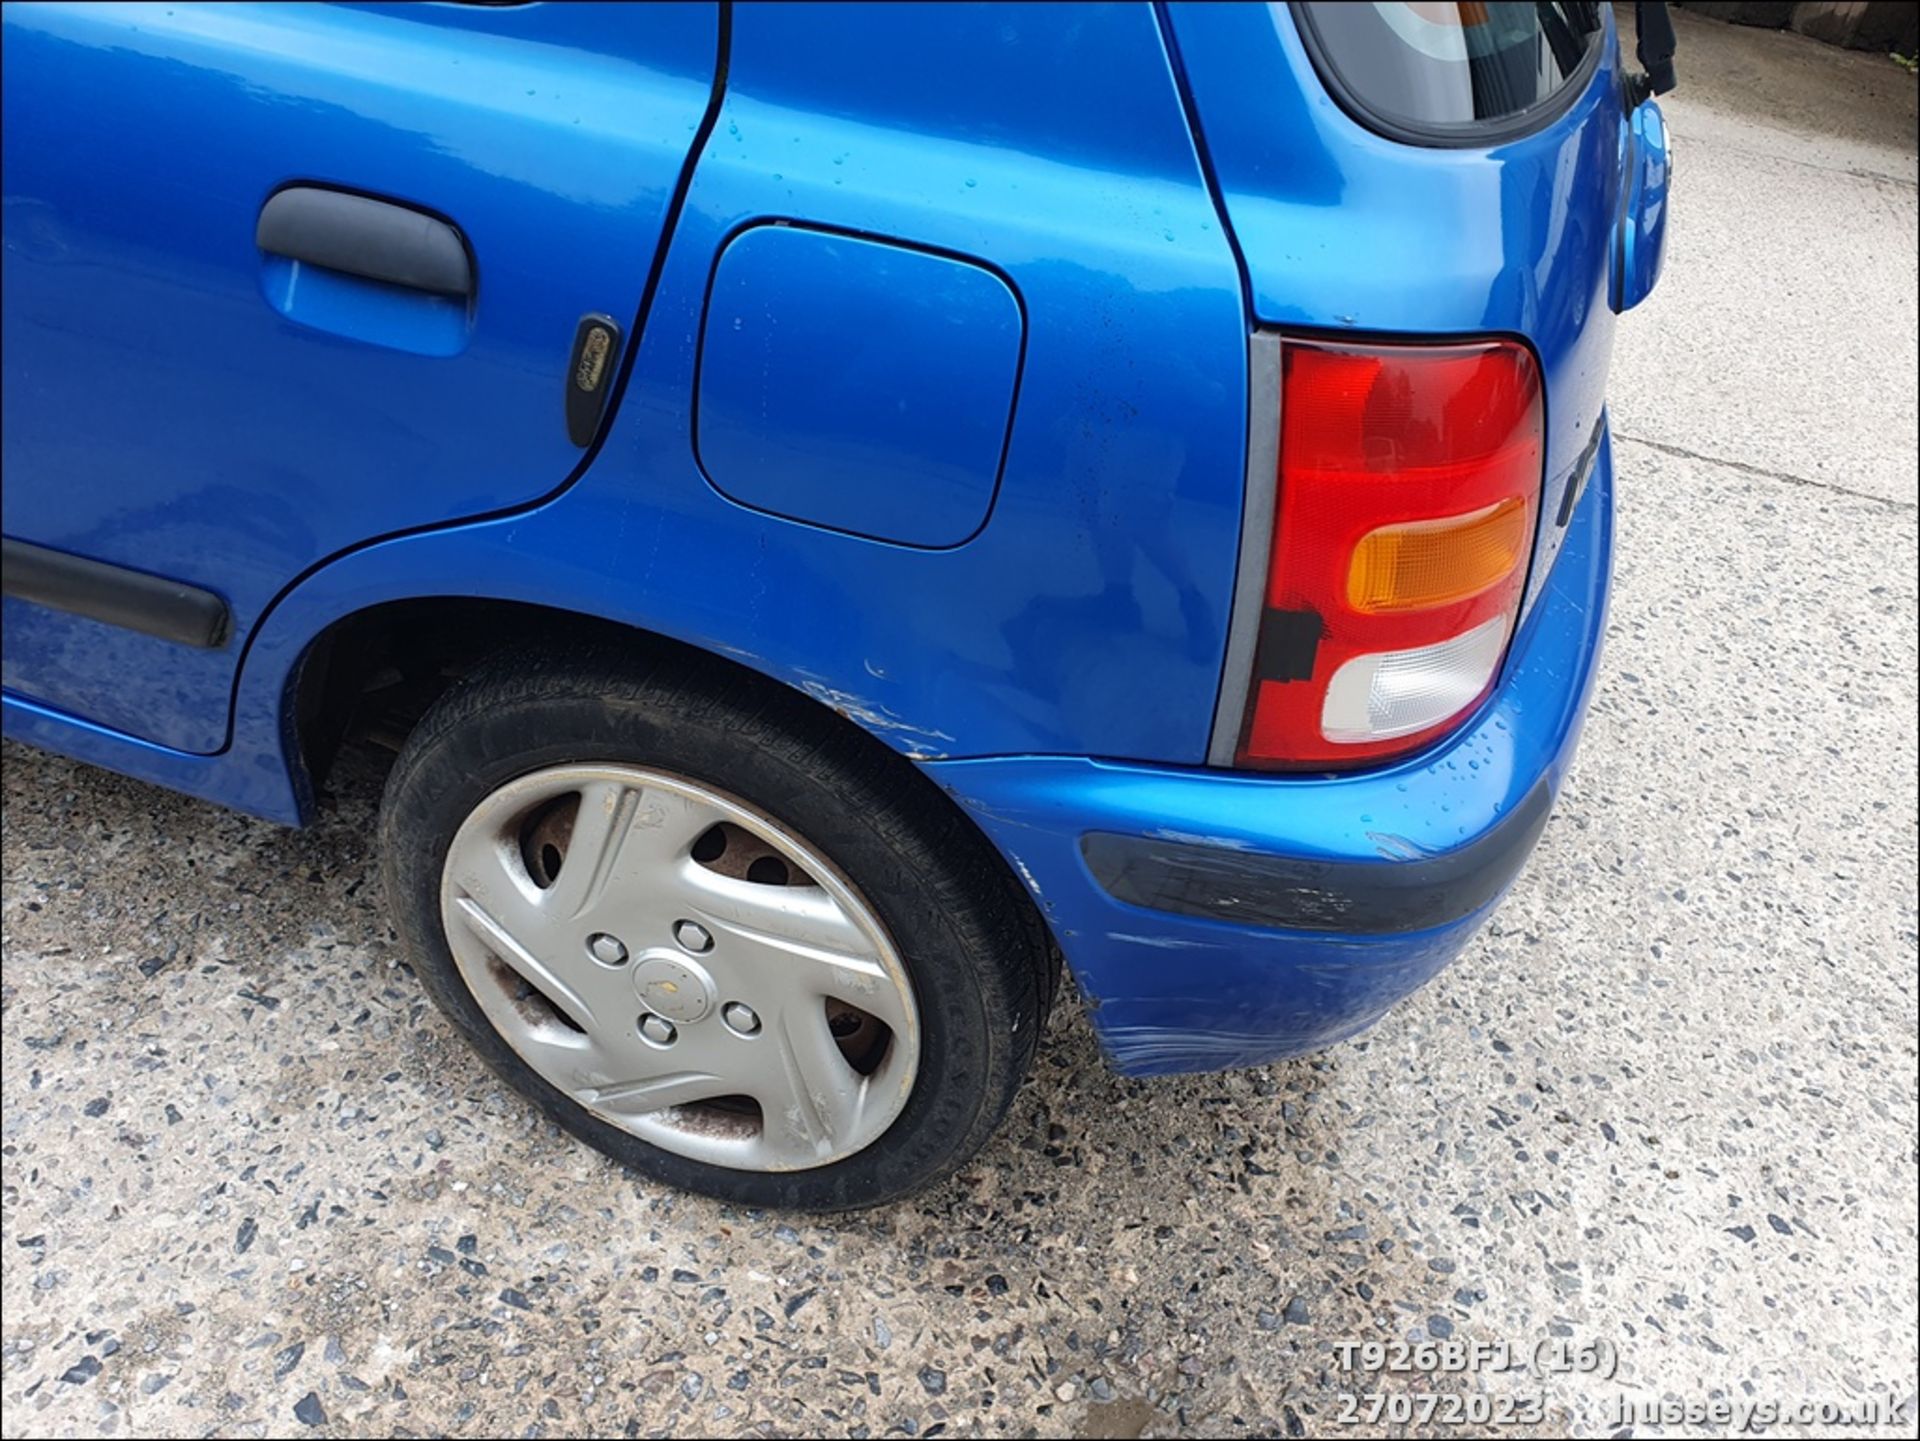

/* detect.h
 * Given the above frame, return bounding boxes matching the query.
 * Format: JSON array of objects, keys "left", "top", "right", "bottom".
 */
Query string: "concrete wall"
[{"left": 1677, "top": 0, "right": 1920, "bottom": 51}]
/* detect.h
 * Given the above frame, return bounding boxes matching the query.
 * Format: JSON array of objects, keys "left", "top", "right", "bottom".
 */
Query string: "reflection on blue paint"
[{"left": 261, "top": 257, "right": 469, "bottom": 357}]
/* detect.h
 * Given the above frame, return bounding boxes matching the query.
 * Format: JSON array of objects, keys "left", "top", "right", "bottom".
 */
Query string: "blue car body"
[{"left": 1, "top": 2, "right": 1666, "bottom": 1075}]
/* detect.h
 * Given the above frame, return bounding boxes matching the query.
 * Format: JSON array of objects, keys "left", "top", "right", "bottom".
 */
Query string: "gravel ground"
[{"left": 3, "top": 10, "right": 1916, "bottom": 1439}]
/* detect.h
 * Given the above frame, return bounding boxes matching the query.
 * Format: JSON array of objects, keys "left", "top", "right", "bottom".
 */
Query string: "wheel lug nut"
[
  {"left": 673, "top": 920, "right": 713, "bottom": 954},
  {"left": 640, "top": 1014, "right": 677, "bottom": 1045},
  {"left": 587, "top": 933, "right": 628, "bottom": 966},
  {"left": 722, "top": 1001, "right": 761, "bottom": 1036}
]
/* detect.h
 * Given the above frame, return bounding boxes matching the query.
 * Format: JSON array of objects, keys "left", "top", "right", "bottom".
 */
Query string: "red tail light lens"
[{"left": 1235, "top": 338, "right": 1544, "bottom": 770}]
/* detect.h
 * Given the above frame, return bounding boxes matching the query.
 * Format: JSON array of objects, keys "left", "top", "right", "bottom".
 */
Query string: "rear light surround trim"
[{"left": 1205, "top": 329, "right": 1284, "bottom": 766}]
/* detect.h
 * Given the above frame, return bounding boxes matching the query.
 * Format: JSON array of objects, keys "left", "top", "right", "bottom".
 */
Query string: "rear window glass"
[{"left": 1293, "top": 2, "right": 1605, "bottom": 144}]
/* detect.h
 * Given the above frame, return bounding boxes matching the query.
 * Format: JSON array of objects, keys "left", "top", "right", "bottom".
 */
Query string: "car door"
[{"left": 0, "top": 0, "right": 718, "bottom": 753}]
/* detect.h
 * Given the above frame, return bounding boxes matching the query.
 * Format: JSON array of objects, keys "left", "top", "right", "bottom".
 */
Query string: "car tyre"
[{"left": 378, "top": 638, "right": 1053, "bottom": 1210}]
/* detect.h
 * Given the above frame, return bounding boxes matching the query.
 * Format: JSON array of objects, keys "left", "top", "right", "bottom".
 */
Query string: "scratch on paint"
[
  {"left": 1104, "top": 932, "right": 1211, "bottom": 951},
  {"left": 948, "top": 792, "right": 1044, "bottom": 833},
  {"left": 1151, "top": 828, "right": 1254, "bottom": 851},
  {"left": 794, "top": 676, "right": 954, "bottom": 758},
  {"left": 1008, "top": 856, "right": 1044, "bottom": 901},
  {"left": 1099, "top": 1025, "right": 1299, "bottom": 1072},
  {"left": 1365, "top": 831, "right": 1433, "bottom": 862}
]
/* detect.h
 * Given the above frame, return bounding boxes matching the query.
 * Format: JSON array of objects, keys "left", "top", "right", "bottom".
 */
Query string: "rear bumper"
[{"left": 925, "top": 432, "right": 1615, "bottom": 1076}]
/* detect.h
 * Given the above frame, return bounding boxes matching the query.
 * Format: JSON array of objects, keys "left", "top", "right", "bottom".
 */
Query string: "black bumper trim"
[
  {"left": 2, "top": 537, "right": 231, "bottom": 649},
  {"left": 1080, "top": 777, "right": 1553, "bottom": 935}
]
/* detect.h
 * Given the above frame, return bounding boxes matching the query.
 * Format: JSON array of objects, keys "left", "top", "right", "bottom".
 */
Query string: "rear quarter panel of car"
[
  {"left": 3, "top": 1, "right": 1251, "bottom": 822},
  {"left": 1165, "top": 2, "right": 1627, "bottom": 620}
]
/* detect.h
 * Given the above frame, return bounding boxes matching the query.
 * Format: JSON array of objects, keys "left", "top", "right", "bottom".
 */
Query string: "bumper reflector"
[{"left": 1321, "top": 615, "right": 1509, "bottom": 744}]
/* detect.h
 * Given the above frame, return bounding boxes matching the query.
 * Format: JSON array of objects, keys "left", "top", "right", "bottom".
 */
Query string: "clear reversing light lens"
[{"left": 1320, "top": 615, "right": 1510, "bottom": 744}]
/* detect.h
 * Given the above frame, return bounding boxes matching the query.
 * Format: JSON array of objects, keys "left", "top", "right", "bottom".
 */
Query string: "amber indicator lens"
[{"left": 1347, "top": 496, "right": 1531, "bottom": 614}]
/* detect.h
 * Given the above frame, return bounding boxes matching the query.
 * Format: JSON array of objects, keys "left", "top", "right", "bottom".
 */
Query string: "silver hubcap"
[{"left": 439, "top": 764, "right": 920, "bottom": 1172}]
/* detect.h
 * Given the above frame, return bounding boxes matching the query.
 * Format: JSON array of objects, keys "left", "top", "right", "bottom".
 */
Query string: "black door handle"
[{"left": 256, "top": 186, "right": 472, "bottom": 298}]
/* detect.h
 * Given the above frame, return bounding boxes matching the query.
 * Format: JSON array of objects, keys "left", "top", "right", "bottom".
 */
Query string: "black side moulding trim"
[
  {"left": 1081, "top": 777, "right": 1554, "bottom": 934},
  {"left": 2, "top": 538, "right": 231, "bottom": 649},
  {"left": 1556, "top": 415, "right": 1606, "bottom": 529}
]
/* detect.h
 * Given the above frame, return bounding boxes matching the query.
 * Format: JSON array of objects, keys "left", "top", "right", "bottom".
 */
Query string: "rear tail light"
[
  {"left": 1346, "top": 497, "right": 1532, "bottom": 614},
  {"left": 1234, "top": 337, "right": 1544, "bottom": 770}
]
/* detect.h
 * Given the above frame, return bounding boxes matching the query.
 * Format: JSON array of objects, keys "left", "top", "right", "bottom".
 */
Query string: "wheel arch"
[
  {"left": 280, "top": 593, "right": 1060, "bottom": 1012},
  {"left": 287, "top": 593, "right": 903, "bottom": 793}
]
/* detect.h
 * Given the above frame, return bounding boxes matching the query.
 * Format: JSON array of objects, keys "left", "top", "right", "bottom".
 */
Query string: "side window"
[{"left": 1292, "top": 1, "right": 1606, "bottom": 145}]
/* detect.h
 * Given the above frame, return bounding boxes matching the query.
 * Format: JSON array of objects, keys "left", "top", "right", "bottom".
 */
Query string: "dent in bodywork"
[
  {"left": 921, "top": 451, "right": 1614, "bottom": 1078},
  {"left": 1096, "top": 1020, "right": 1380, "bottom": 1075},
  {"left": 1083, "top": 924, "right": 1477, "bottom": 1076}
]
